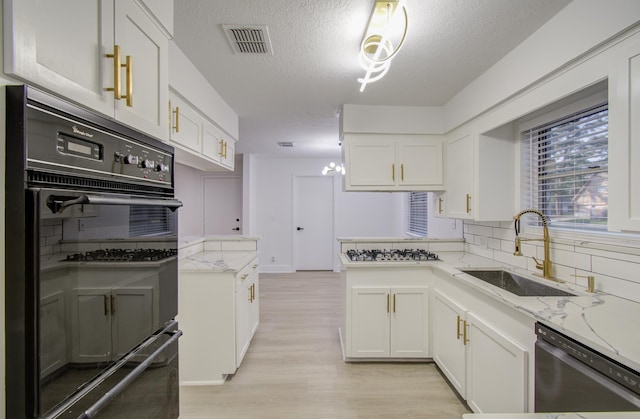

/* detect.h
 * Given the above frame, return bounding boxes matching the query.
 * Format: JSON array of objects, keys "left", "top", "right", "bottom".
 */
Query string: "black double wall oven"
[{"left": 5, "top": 86, "right": 183, "bottom": 418}]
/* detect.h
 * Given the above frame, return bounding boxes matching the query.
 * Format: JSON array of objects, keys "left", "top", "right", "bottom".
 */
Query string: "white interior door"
[
  {"left": 203, "top": 177, "right": 242, "bottom": 235},
  {"left": 294, "top": 176, "right": 334, "bottom": 270}
]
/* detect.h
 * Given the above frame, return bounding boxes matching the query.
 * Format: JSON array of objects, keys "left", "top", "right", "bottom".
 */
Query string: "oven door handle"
[
  {"left": 76, "top": 326, "right": 183, "bottom": 419},
  {"left": 47, "top": 194, "right": 183, "bottom": 213}
]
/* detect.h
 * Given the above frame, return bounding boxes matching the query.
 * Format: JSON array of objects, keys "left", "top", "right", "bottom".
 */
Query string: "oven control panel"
[{"left": 25, "top": 102, "right": 174, "bottom": 188}]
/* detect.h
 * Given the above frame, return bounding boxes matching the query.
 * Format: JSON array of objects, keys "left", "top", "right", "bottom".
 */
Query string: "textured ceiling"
[{"left": 173, "top": 0, "right": 572, "bottom": 158}]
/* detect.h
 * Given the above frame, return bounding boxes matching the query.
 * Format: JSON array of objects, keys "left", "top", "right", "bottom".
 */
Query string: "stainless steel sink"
[{"left": 461, "top": 269, "right": 576, "bottom": 297}]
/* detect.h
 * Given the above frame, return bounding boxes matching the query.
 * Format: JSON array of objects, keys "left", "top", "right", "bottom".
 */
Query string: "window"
[
  {"left": 521, "top": 103, "right": 608, "bottom": 232},
  {"left": 406, "top": 192, "right": 428, "bottom": 237}
]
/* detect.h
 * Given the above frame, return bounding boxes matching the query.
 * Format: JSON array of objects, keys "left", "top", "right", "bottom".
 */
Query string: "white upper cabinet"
[
  {"left": 169, "top": 91, "right": 236, "bottom": 172},
  {"left": 438, "top": 126, "right": 515, "bottom": 221},
  {"left": 609, "top": 37, "right": 640, "bottom": 232},
  {"left": 4, "top": 0, "right": 170, "bottom": 140},
  {"left": 342, "top": 134, "right": 444, "bottom": 191}
]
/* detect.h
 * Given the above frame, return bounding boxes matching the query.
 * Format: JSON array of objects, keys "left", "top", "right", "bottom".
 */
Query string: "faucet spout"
[{"left": 513, "top": 209, "right": 552, "bottom": 279}]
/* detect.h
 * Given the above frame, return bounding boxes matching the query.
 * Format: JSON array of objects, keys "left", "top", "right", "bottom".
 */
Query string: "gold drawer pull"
[
  {"left": 122, "top": 55, "right": 133, "bottom": 107},
  {"left": 392, "top": 163, "right": 395, "bottom": 181},
  {"left": 401, "top": 164, "right": 404, "bottom": 181},
  {"left": 241, "top": 273, "right": 248, "bottom": 280},
  {"left": 438, "top": 197, "right": 443, "bottom": 214},
  {"left": 105, "top": 45, "right": 122, "bottom": 99},
  {"left": 386, "top": 294, "right": 390, "bottom": 313},
  {"left": 463, "top": 320, "right": 469, "bottom": 345},
  {"left": 466, "top": 194, "right": 471, "bottom": 214},
  {"left": 393, "top": 294, "right": 396, "bottom": 313},
  {"left": 456, "top": 315, "right": 463, "bottom": 339},
  {"left": 172, "top": 106, "right": 180, "bottom": 132}
]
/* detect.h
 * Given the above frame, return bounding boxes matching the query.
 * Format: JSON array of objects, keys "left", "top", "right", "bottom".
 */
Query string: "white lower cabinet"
[
  {"left": 344, "top": 267, "right": 430, "bottom": 359},
  {"left": 178, "top": 257, "right": 259, "bottom": 384},
  {"left": 465, "top": 312, "right": 528, "bottom": 413},
  {"left": 432, "top": 288, "right": 529, "bottom": 413}
]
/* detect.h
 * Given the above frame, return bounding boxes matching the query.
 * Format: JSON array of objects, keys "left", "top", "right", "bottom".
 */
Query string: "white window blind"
[
  {"left": 406, "top": 192, "right": 428, "bottom": 237},
  {"left": 129, "top": 206, "right": 175, "bottom": 237},
  {"left": 521, "top": 103, "right": 608, "bottom": 231}
]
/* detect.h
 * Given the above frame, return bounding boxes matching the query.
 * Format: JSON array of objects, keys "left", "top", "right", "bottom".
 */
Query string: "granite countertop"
[
  {"left": 179, "top": 250, "right": 257, "bottom": 273},
  {"left": 341, "top": 251, "right": 640, "bottom": 374}
]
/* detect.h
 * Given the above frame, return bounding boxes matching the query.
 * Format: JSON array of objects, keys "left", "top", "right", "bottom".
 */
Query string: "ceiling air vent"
[
  {"left": 223, "top": 24, "right": 273, "bottom": 55},
  {"left": 277, "top": 142, "right": 294, "bottom": 148}
]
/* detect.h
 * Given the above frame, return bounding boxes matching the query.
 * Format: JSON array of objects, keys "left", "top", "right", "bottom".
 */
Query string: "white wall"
[
  {"left": 175, "top": 163, "right": 206, "bottom": 237},
  {"left": 252, "top": 156, "right": 405, "bottom": 272}
]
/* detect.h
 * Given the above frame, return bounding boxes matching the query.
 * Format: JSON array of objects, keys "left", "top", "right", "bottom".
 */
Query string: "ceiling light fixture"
[
  {"left": 357, "top": 0, "right": 408, "bottom": 92},
  {"left": 322, "top": 162, "right": 345, "bottom": 175}
]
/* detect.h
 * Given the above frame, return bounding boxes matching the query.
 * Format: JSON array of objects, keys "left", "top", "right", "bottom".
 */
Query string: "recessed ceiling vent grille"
[
  {"left": 277, "top": 142, "right": 294, "bottom": 148},
  {"left": 223, "top": 24, "right": 273, "bottom": 55}
]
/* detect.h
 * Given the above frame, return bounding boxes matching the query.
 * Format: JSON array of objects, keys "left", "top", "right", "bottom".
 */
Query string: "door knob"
[{"left": 297, "top": 227, "right": 304, "bottom": 231}]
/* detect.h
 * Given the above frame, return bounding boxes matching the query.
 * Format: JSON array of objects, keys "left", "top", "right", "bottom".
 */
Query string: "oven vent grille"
[{"left": 28, "top": 171, "right": 173, "bottom": 196}]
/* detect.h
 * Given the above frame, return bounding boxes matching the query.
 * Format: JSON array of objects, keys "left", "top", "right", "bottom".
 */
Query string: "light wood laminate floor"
[{"left": 180, "top": 271, "right": 470, "bottom": 418}]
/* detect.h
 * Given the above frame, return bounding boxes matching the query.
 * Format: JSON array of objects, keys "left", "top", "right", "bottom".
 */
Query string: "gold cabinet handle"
[
  {"left": 386, "top": 294, "right": 390, "bottom": 313},
  {"left": 466, "top": 194, "right": 471, "bottom": 214},
  {"left": 251, "top": 283, "right": 255, "bottom": 302},
  {"left": 252, "top": 264, "right": 258, "bottom": 269},
  {"left": 223, "top": 141, "right": 228, "bottom": 158},
  {"left": 241, "top": 273, "right": 248, "bottom": 280},
  {"left": 172, "top": 106, "right": 180, "bottom": 133},
  {"left": 111, "top": 295, "right": 116, "bottom": 315},
  {"left": 463, "top": 320, "right": 469, "bottom": 345},
  {"left": 401, "top": 164, "right": 404, "bottom": 181},
  {"left": 393, "top": 294, "right": 396, "bottom": 313},
  {"left": 105, "top": 45, "right": 122, "bottom": 99},
  {"left": 104, "top": 295, "right": 109, "bottom": 316},
  {"left": 392, "top": 163, "right": 395, "bottom": 181},
  {"left": 122, "top": 55, "right": 133, "bottom": 107},
  {"left": 219, "top": 139, "right": 225, "bottom": 157},
  {"left": 438, "top": 197, "right": 443, "bottom": 214},
  {"left": 456, "top": 315, "right": 463, "bottom": 339}
]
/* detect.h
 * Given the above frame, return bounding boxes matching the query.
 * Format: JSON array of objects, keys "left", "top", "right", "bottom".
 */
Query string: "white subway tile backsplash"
[
  {"left": 551, "top": 248, "right": 591, "bottom": 271},
  {"left": 487, "top": 238, "right": 501, "bottom": 250},
  {"left": 592, "top": 256, "right": 640, "bottom": 284},
  {"left": 468, "top": 224, "right": 493, "bottom": 237},
  {"left": 493, "top": 249, "right": 528, "bottom": 269},
  {"left": 461, "top": 220, "right": 640, "bottom": 302},
  {"left": 428, "top": 241, "right": 465, "bottom": 252}
]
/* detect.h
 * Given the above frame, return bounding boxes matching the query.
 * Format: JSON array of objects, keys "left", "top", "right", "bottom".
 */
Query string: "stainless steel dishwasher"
[{"left": 535, "top": 322, "right": 640, "bottom": 412}]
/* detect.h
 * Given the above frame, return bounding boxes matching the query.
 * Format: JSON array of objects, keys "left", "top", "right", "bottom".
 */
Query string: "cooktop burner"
[
  {"left": 345, "top": 248, "right": 440, "bottom": 262},
  {"left": 62, "top": 248, "right": 178, "bottom": 262}
]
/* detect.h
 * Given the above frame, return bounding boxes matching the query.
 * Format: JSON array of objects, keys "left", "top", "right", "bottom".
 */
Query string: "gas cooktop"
[
  {"left": 345, "top": 249, "right": 440, "bottom": 262},
  {"left": 62, "top": 248, "right": 178, "bottom": 262}
]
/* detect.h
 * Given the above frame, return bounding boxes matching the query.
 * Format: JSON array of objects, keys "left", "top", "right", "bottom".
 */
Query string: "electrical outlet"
[{"left": 271, "top": 256, "right": 276, "bottom": 263}]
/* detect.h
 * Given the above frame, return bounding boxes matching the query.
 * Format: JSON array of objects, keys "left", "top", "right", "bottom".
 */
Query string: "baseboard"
[
  {"left": 180, "top": 376, "right": 227, "bottom": 386},
  {"left": 259, "top": 265, "right": 295, "bottom": 273}
]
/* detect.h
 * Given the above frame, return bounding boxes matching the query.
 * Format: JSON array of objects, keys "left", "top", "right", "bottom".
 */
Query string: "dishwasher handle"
[{"left": 47, "top": 194, "right": 183, "bottom": 213}]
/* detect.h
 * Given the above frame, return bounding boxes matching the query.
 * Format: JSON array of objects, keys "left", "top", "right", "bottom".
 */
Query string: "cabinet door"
[
  {"left": 345, "top": 138, "right": 396, "bottom": 187},
  {"left": 114, "top": 0, "right": 169, "bottom": 139},
  {"left": 390, "top": 287, "right": 429, "bottom": 357},
  {"left": 4, "top": 0, "right": 115, "bottom": 116},
  {"left": 433, "top": 192, "right": 447, "bottom": 218},
  {"left": 70, "top": 289, "right": 112, "bottom": 363},
  {"left": 202, "top": 121, "right": 223, "bottom": 163},
  {"left": 446, "top": 134, "right": 474, "bottom": 219},
  {"left": 248, "top": 270, "right": 260, "bottom": 340},
  {"left": 111, "top": 288, "right": 154, "bottom": 359},
  {"left": 466, "top": 312, "right": 528, "bottom": 413},
  {"left": 397, "top": 138, "right": 443, "bottom": 187},
  {"left": 169, "top": 95, "right": 202, "bottom": 153},
  {"left": 40, "top": 292, "right": 67, "bottom": 378},
  {"left": 350, "top": 287, "right": 390, "bottom": 357},
  {"left": 219, "top": 139, "right": 236, "bottom": 170},
  {"left": 235, "top": 277, "right": 252, "bottom": 367},
  {"left": 432, "top": 290, "right": 467, "bottom": 397},
  {"left": 609, "top": 44, "right": 640, "bottom": 232}
]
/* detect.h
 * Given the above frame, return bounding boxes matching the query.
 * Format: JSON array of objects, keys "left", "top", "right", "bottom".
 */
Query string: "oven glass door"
[{"left": 32, "top": 188, "right": 180, "bottom": 417}]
